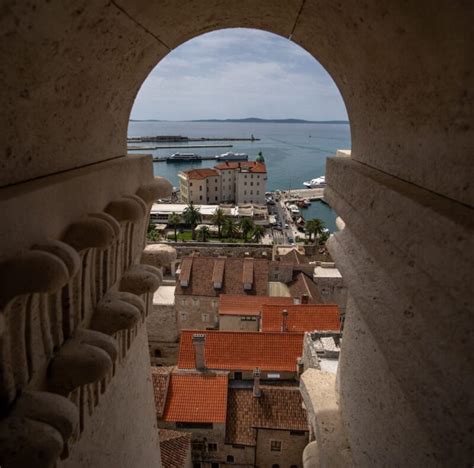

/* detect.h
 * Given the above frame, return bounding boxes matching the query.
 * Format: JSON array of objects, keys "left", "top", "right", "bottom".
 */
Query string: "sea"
[{"left": 128, "top": 121, "right": 351, "bottom": 232}]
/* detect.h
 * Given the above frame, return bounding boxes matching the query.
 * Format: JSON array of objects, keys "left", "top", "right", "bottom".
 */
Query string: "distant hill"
[{"left": 130, "top": 118, "right": 349, "bottom": 124}]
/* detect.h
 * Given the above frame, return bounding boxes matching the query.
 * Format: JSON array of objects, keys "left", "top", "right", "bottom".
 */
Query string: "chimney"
[
  {"left": 192, "top": 333, "right": 206, "bottom": 370},
  {"left": 253, "top": 368, "right": 262, "bottom": 397},
  {"left": 281, "top": 309, "right": 289, "bottom": 333},
  {"left": 301, "top": 294, "right": 309, "bottom": 304}
]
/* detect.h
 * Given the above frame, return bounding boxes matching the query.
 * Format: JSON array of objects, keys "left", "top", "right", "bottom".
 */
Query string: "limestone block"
[
  {"left": 136, "top": 177, "right": 173, "bottom": 203},
  {"left": 75, "top": 328, "right": 119, "bottom": 363},
  {"left": 0, "top": 417, "right": 63, "bottom": 468},
  {"left": 11, "top": 391, "right": 78, "bottom": 442},
  {"left": 32, "top": 240, "right": 81, "bottom": 278},
  {"left": 90, "top": 298, "right": 141, "bottom": 335},
  {"left": 106, "top": 291, "right": 146, "bottom": 318},
  {"left": 120, "top": 265, "right": 162, "bottom": 295},
  {"left": 0, "top": 250, "right": 69, "bottom": 307},
  {"left": 49, "top": 340, "right": 113, "bottom": 395},
  {"left": 63, "top": 217, "right": 117, "bottom": 251},
  {"left": 105, "top": 197, "right": 145, "bottom": 223},
  {"left": 141, "top": 244, "right": 177, "bottom": 269}
]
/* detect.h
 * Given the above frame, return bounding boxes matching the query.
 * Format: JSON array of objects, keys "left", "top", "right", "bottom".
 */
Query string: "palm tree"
[
  {"left": 252, "top": 225, "right": 265, "bottom": 243},
  {"left": 168, "top": 212, "right": 181, "bottom": 242},
  {"left": 223, "top": 217, "right": 239, "bottom": 240},
  {"left": 197, "top": 225, "right": 210, "bottom": 242},
  {"left": 239, "top": 218, "right": 255, "bottom": 242},
  {"left": 211, "top": 208, "right": 227, "bottom": 239},
  {"left": 306, "top": 218, "right": 326, "bottom": 244},
  {"left": 182, "top": 202, "right": 202, "bottom": 240}
]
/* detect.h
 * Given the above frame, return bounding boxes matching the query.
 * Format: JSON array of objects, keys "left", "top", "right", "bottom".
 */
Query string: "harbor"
[{"left": 128, "top": 144, "right": 234, "bottom": 150}]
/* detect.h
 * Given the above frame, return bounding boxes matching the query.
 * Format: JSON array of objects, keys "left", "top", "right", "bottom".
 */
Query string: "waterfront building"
[{"left": 179, "top": 161, "right": 267, "bottom": 205}]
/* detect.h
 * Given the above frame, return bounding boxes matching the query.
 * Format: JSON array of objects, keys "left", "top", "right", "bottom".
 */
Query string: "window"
[
  {"left": 200, "top": 195, "right": 203, "bottom": 200},
  {"left": 190, "top": 182, "right": 193, "bottom": 186},
  {"left": 244, "top": 191, "right": 247, "bottom": 195},
  {"left": 211, "top": 464, "right": 219, "bottom": 468},
  {"left": 250, "top": 182, "right": 253, "bottom": 186},
  {"left": 272, "top": 465, "right": 280, "bottom": 468},
  {"left": 251, "top": 174, "right": 254, "bottom": 178},
  {"left": 154, "top": 349, "right": 162, "bottom": 357},
  {"left": 226, "top": 455, "right": 234, "bottom": 463},
  {"left": 234, "top": 372, "right": 242, "bottom": 380},
  {"left": 257, "top": 182, "right": 259, "bottom": 186},
  {"left": 257, "top": 191, "right": 259, "bottom": 195},
  {"left": 270, "top": 440, "right": 281, "bottom": 452},
  {"left": 180, "top": 312, "right": 187, "bottom": 321},
  {"left": 202, "top": 313, "right": 209, "bottom": 322},
  {"left": 193, "top": 464, "right": 201, "bottom": 468},
  {"left": 244, "top": 182, "right": 247, "bottom": 186},
  {"left": 215, "top": 196, "right": 218, "bottom": 201},
  {"left": 290, "top": 465, "right": 298, "bottom": 468},
  {"left": 290, "top": 430, "right": 306, "bottom": 436},
  {"left": 250, "top": 191, "right": 253, "bottom": 195},
  {"left": 200, "top": 186, "right": 202, "bottom": 191},
  {"left": 232, "top": 444, "right": 245, "bottom": 449},
  {"left": 241, "top": 316, "right": 256, "bottom": 321},
  {"left": 208, "top": 443, "right": 218, "bottom": 452},
  {"left": 192, "top": 441, "right": 205, "bottom": 451}
]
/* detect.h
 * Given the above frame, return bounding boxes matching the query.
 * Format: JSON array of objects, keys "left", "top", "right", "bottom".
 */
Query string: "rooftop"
[
  {"left": 288, "top": 272, "right": 322, "bottom": 304},
  {"left": 176, "top": 256, "right": 269, "bottom": 297},
  {"left": 219, "top": 294, "right": 294, "bottom": 316},
  {"left": 151, "top": 366, "right": 173, "bottom": 418},
  {"left": 182, "top": 168, "right": 219, "bottom": 180},
  {"left": 261, "top": 304, "right": 341, "bottom": 333},
  {"left": 178, "top": 330, "right": 304, "bottom": 372},
  {"left": 226, "top": 386, "right": 308, "bottom": 445},
  {"left": 159, "top": 429, "right": 191, "bottom": 468},
  {"left": 162, "top": 373, "right": 228, "bottom": 423},
  {"left": 280, "top": 249, "right": 310, "bottom": 265},
  {"left": 214, "top": 161, "right": 267, "bottom": 173}
]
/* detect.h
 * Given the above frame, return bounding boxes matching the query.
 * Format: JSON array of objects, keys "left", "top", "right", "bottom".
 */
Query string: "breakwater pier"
[
  {"left": 127, "top": 134, "right": 259, "bottom": 143},
  {"left": 128, "top": 144, "right": 234, "bottom": 150}
]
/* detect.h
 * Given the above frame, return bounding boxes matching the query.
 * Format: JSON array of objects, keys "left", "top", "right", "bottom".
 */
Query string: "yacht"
[
  {"left": 303, "top": 175, "right": 326, "bottom": 188},
  {"left": 215, "top": 151, "right": 249, "bottom": 161}
]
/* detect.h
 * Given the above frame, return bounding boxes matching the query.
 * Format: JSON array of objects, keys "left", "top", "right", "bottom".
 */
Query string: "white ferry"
[
  {"left": 166, "top": 153, "right": 201, "bottom": 162},
  {"left": 215, "top": 151, "right": 249, "bottom": 161},
  {"left": 303, "top": 176, "right": 326, "bottom": 188}
]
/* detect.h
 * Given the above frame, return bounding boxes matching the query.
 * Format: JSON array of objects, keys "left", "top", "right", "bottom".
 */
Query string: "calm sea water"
[{"left": 128, "top": 121, "right": 351, "bottom": 232}]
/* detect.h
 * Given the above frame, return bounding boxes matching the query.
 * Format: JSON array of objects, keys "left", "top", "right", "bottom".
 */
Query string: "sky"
[{"left": 130, "top": 28, "right": 348, "bottom": 121}]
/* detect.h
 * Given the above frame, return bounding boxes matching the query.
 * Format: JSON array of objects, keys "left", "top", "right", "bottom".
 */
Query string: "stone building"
[
  {"left": 153, "top": 369, "right": 308, "bottom": 467},
  {"left": 218, "top": 294, "right": 294, "bottom": 331},
  {"left": 0, "top": 2, "right": 471, "bottom": 468},
  {"left": 312, "top": 262, "right": 347, "bottom": 319},
  {"left": 178, "top": 330, "right": 304, "bottom": 381},
  {"left": 175, "top": 255, "right": 269, "bottom": 331},
  {"left": 179, "top": 162, "right": 267, "bottom": 205}
]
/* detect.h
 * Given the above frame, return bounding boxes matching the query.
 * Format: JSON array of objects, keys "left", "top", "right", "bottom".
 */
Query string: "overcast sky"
[{"left": 131, "top": 28, "right": 347, "bottom": 121}]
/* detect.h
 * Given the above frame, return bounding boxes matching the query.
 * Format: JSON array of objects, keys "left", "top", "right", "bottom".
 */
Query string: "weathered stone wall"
[
  {"left": 219, "top": 315, "right": 259, "bottom": 331},
  {"left": 255, "top": 428, "right": 308, "bottom": 467},
  {"left": 176, "top": 296, "right": 219, "bottom": 331}
]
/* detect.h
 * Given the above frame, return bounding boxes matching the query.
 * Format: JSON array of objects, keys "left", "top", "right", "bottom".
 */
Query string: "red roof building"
[
  {"left": 261, "top": 303, "right": 341, "bottom": 333},
  {"left": 162, "top": 373, "right": 228, "bottom": 423},
  {"left": 183, "top": 168, "right": 219, "bottom": 180},
  {"left": 178, "top": 330, "right": 304, "bottom": 372},
  {"left": 214, "top": 161, "right": 267, "bottom": 173}
]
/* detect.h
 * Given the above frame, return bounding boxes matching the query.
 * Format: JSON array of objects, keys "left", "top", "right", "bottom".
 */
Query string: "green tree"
[
  {"left": 211, "top": 208, "right": 227, "bottom": 239},
  {"left": 306, "top": 218, "right": 326, "bottom": 244},
  {"left": 239, "top": 218, "right": 255, "bottom": 242},
  {"left": 223, "top": 217, "right": 239, "bottom": 240},
  {"left": 147, "top": 224, "right": 161, "bottom": 242},
  {"left": 197, "top": 225, "right": 210, "bottom": 242},
  {"left": 182, "top": 202, "right": 202, "bottom": 240},
  {"left": 168, "top": 212, "right": 181, "bottom": 242},
  {"left": 252, "top": 225, "right": 265, "bottom": 243}
]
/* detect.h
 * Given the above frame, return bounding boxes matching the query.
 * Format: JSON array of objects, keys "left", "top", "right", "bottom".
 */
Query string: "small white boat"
[
  {"left": 303, "top": 176, "right": 326, "bottom": 188},
  {"left": 215, "top": 152, "right": 249, "bottom": 161}
]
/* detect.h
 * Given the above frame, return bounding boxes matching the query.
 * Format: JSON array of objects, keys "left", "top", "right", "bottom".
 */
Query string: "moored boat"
[{"left": 303, "top": 175, "right": 326, "bottom": 188}]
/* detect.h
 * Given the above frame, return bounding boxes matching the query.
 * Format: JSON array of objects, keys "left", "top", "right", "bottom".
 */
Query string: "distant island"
[{"left": 130, "top": 117, "right": 349, "bottom": 124}]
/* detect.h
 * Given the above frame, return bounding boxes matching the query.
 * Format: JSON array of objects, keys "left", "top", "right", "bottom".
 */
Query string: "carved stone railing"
[{"left": 0, "top": 156, "right": 172, "bottom": 467}]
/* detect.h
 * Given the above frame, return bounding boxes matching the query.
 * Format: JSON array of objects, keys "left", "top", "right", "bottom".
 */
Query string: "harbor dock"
[
  {"left": 128, "top": 144, "right": 233, "bottom": 150},
  {"left": 277, "top": 188, "right": 325, "bottom": 201},
  {"left": 127, "top": 135, "right": 260, "bottom": 143}
]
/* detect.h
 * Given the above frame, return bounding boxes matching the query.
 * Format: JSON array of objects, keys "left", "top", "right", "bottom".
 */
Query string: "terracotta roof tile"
[
  {"left": 280, "top": 249, "right": 309, "bottom": 265},
  {"left": 226, "top": 386, "right": 308, "bottom": 445},
  {"left": 178, "top": 330, "right": 303, "bottom": 372},
  {"left": 261, "top": 304, "right": 341, "bottom": 333},
  {"left": 288, "top": 272, "right": 322, "bottom": 303},
  {"left": 183, "top": 168, "right": 219, "bottom": 180},
  {"left": 215, "top": 161, "right": 267, "bottom": 173},
  {"left": 159, "top": 429, "right": 191, "bottom": 468},
  {"left": 219, "top": 295, "right": 294, "bottom": 316},
  {"left": 151, "top": 366, "right": 172, "bottom": 418},
  {"left": 175, "top": 256, "right": 269, "bottom": 297},
  {"left": 162, "top": 373, "right": 228, "bottom": 423}
]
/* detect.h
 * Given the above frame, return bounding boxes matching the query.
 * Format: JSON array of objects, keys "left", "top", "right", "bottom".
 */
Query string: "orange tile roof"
[
  {"left": 162, "top": 373, "right": 228, "bottom": 423},
  {"left": 178, "top": 330, "right": 303, "bottom": 372},
  {"left": 219, "top": 295, "right": 294, "bottom": 316},
  {"left": 226, "top": 386, "right": 308, "bottom": 445},
  {"left": 215, "top": 161, "right": 267, "bottom": 173},
  {"left": 184, "top": 168, "right": 219, "bottom": 180},
  {"left": 261, "top": 304, "right": 341, "bottom": 333}
]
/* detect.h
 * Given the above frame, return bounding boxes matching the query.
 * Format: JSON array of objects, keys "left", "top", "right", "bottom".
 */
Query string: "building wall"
[
  {"left": 220, "top": 169, "right": 236, "bottom": 203},
  {"left": 179, "top": 173, "right": 190, "bottom": 203},
  {"left": 219, "top": 314, "right": 260, "bottom": 331},
  {"left": 206, "top": 175, "right": 222, "bottom": 204},
  {"left": 235, "top": 172, "right": 266, "bottom": 205},
  {"left": 176, "top": 295, "right": 219, "bottom": 331},
  {"left": 313, "top": 276, "right": 347, "bottom": 317},
  {"left": 255, "top": 428, "right": 308, "bottom": 468}
]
